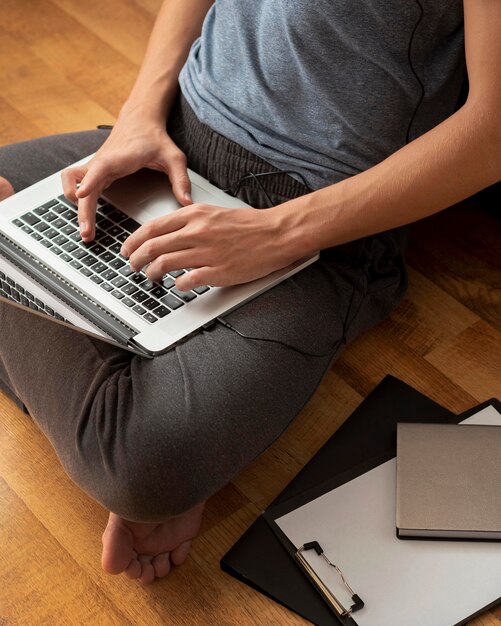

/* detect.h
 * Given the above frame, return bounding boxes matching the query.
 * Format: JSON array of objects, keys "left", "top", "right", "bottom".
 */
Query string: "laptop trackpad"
[{"left": 103, "top": 169, "right": 180, "bottom": 222}]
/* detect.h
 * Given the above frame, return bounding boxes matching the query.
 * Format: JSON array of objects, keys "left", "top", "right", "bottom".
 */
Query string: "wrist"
[
  {"left": 120, "top": 75, "right": 180, "bottom": 124},
  {"left": 271, "top": 199, "right": 318, "bottom": 262}
]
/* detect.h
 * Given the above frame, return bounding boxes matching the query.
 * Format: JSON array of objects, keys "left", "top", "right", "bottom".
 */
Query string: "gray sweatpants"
[{"left": 0, "top": 98, "right": 408, "bottom": 522}]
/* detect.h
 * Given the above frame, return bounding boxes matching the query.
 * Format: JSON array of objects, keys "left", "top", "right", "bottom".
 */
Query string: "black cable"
[
  {"left": 223, "top": 169, "right": 310, "bottom": 208},
  {"left": 216, "top": 262, "right": 370, "bottom": 358},
  {"left": 406, "top": 0, "right": 425, "bottom": 144}
]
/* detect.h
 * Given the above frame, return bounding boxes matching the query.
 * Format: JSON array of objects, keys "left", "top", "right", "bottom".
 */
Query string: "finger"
[
  {"left": 61, "top": 167, "right": 87, "bottom": 204},
  {"left": 143, "top": 252, "right": 199, "bottom": 283},
  {"left": 176, "top": 267, "right": 214, "bottom": 290},
  {"left": 128, "top": 233, "right": 192, "bottom": 273},
  {"left": 152, "top": 553, "right": 171, "bottom": 578},
  {"left": 121, "top": 213, "right": 189, "bottom": 258},
  {"left": 162, "top": 146, "right": 192, "bottom": 206},
  {"left": 170, "top": 541, "right": 192, "bottom": 566},
  {"left": 77, "top": 187, "right": 101, "bottom": 242}
]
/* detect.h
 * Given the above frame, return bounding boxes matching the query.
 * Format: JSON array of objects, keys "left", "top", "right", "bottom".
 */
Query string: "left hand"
[{"left": 121, "top": 203, "right": 298, "bottom": 290}]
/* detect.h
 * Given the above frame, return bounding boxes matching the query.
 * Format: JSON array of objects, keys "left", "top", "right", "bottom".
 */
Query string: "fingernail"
[
  {"left": 184, "top": 192, "right": 192, "bottom": 203},
  {"left": 79, "top": 221, "right": 87, "bottom": 234},
  {"left": 121, "top": 245, "right": 128, "bottom": 257}
]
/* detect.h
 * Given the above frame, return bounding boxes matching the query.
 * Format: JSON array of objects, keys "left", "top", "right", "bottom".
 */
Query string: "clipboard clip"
[{"left": 295, "top": 541, "right": 365, "bottom": 618}]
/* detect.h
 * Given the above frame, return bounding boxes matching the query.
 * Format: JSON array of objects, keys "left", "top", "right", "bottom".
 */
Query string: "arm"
[
  {"left": 276, "top": 0, "right": 501, "bottom": 256},
  {"left": 63, "top": 0, "right": 214, "bottom": 241},
  {"left": 124, "top": 0, "right": 501, "bottom": 290}
]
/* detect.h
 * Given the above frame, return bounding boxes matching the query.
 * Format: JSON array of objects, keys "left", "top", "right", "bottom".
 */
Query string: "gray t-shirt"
[{"left": 179, "top": 0, "right": 465, "bottom": 190}]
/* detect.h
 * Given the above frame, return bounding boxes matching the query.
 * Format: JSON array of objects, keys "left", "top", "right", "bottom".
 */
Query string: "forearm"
[
  {"left": 121, "top": 0, "right": 214, "bottom": 122},
  {"left": 280, "top": 102, "right": 501, "bottom": 255}
]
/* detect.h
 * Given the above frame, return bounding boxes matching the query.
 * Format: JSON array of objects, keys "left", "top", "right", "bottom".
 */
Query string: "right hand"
[{"left": 61, "top": 109, "right": 193, "bottom": 242}]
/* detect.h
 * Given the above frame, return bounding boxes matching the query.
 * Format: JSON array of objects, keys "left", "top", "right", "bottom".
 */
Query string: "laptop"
[{"left": 0, "top": 155, "right": 318, "bottom": 356}]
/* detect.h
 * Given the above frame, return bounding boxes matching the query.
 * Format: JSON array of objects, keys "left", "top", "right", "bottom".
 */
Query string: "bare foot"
[
  {"left": 101, "top": 502, "right": 205, "bottom": 584},
  {"left": 0, "top": 176, "right": 14, "bottom": 200}
]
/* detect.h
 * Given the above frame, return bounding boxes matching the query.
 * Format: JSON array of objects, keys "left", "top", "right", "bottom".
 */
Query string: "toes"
[
  {"left": 138, "top": 555, "right": 156, "bottom": 585},
  {"left": 124, "top": 551, "right": 142, "bottom": 580},
  {"left": 101, "top": 513, "right": 135, "bottom": 575},
  {"left": 152, "top": 552, "right": 171, "bottom": 578},
  {"left": 170, "top": 540, "right": 192, "bottom": 566}
]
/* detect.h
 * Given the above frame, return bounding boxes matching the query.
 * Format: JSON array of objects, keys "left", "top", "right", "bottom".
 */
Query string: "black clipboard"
[{"left": 220, "top": 376, "right": 500, "bottom": 625}]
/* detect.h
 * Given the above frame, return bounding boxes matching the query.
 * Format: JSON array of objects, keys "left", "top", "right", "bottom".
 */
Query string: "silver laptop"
[{"left": 0, "top": 155, "right": 318, "bottom": 356}]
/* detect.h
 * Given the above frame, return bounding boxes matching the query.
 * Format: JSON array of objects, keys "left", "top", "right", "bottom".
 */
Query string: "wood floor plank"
[
  {"left": 425, "top": 321, "right": 501, "bottom": 401},
  {"left": 0, "top": 476, "right": 131, "bottom": 626},
  {"left": 378, "top": 266, "right": 480, "bottom": 357},
  {"left": 51, "top": 0, "right": 155, "bottom": 65},
  {"left": 407, "top": 203, "right": 501, "bottom": 333},
  {"left": 0, "top": 28, "right": 114, "bottom": 135},
  {"left": 3, "top": 0, "right": 138, "bottom": 118},
  {"left": 334, "top": 325, "right": 478, "bottom": 413},
  {"left": 0, "top": 97, "right": 44, "bottom": 145}
]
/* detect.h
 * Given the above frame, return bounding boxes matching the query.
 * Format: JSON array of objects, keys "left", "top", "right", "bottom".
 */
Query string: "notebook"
[
  {"left": 396, "top": 422, "right": 501, "bottom": 539},
  {"left": 0, "top": 156, "right": 318, "bottom": 356},
  {"left": 268, "top": 403, "right": 501, "bottom": 626}
]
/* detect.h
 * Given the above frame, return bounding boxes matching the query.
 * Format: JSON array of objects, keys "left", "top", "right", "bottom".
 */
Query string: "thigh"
[{"left": 0, "top": 128, "right": 110, "bottom": 192}]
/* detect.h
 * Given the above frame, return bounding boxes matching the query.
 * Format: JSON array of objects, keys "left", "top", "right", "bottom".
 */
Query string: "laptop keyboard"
[
  {"left": 11, "top": 196, "right": 211, "bottom": 325},
  {"left": 0, "top": 269, "right": 68, "bottom": 322}
]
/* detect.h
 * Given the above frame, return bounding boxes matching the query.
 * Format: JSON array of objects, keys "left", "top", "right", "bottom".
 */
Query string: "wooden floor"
[{"left": 0, "top": 1, "right": 500, "bottom": 624}]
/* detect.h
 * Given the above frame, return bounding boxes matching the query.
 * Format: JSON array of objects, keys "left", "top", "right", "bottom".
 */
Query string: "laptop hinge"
[{"left": 0, "top": 232, "right": 136, "bottom": 346}]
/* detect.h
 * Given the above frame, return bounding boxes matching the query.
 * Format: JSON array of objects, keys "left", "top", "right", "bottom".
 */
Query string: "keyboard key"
[
  {"left": 81, "top": 255, "right": 98, "bottom": 267},
  {"left": 151, "top": 286, "right": 168, "bottom": 299},
  {"left": 162, "top": 276, "right": 175, "bottom": 289},
  {"left": 44, "top": 211, "right": 59, "bottom": 222},
  {"left": 143, "top": 297, "right": 159, "bottom": 311},
  {"left": 54, "top": 234, "right": 68, "bottom": 246},
  {"left": 144, "top": 313, "right": 157, "bottom": 324},
  {"left": 121, "top": 217, "right": 141, "bottom": 233},
  {"left": 72, "top": 248, "right": 88, "bottom": 260},
  {"left": 53, "top": 218, "right": 67, "bottom": 229},
  {"left": 132, "top": 304, "right": 146, "bottom": 315},
  {"left": 101, "top": 269, "right": 118, "bottom": 281},
  {"left": 99, "top": 235, "right": 115, "bottom": 247},
  {"left": 130, "top": 273, "right": 146, "bottom": 285},
  {"left": 70, "top": 260, "right": 83, "bottom": 270},
  {"left": 108, "top": 209, "right": 128, "bottom": 223},
  {"left": 61, "top": 209, "right": 75, "bottom": 220},
  {"left": 45, "top": 228, "right": 59, "bottom": 239},
  {"left": 79, "top": 267, "right": 92, "bottom": 277},
  {"left": 132, "top": 291, "right": 148, "bottom": 303},
  {"left": 62, "top": 241, "right": 78, "bottom": 253},
  {"left": 107, "top": 225, "right": 123, "bottom": 238},
  {"left": 119, "top": 266, "right": 135, "bottom": 277},
  {"left": 153, "top": 305, "right": 170, "bottom": 318},
  {"left": 30, "top": 232, "right": 43, "bottom": 242},
  {"left": 100, "top": 251, "right": 115, "bottom": 263},
  {"left": 193, "top": 285, "right": 210, "bottom": 295},
  {"left": 122, "top": 297, "right": 135, "bottom": 307},
  {"left": 169, "top": 270, "right": 185, "bottom": 278},
  {"left": 33, "top": 207, "right": 49, "bottom": 217},
  {"left": 101, "top": 282, "right": 114, "bottom": 292},
  {"left": 109, "top": 242, "right": 122, "bottom": 254},
  {"left": 41, "top": 239, "right": 53, "bottom": 249},
  {"left": 21, "top": 225, "right": 33, "bottom": 235},
  {"left": 109, "top": 258, "right": 126, "bottom": 270},
  {"left": 111, "top": 276, "right": 127, "bottom": 288},
  {"left": 115, "top": 231, "right": 129, "bottom": 243},
  {"left": 60, "top": 253, "right": 72, "bottom": 262},
  {"left": 21, "top": 213, "right": 40, "bottom": 226},
  {"left": 160, "top": 293, "right": 184, "bottom": 310},
  {"left": 141, "top": 280, "right": 157, "bottom": 292},
  {"left": 90, "top": 275, "right": 103, "bottom": 285},
  {"left": 121, "top": 283, "right": 138, "bottom": 296},
  {"left": 171, "top": 287, "right": 197, "bottom": 302},
  {"left": 41, "top": 198, "right": 59, "bottom": 210},
  {"left": 111, "top": 290, "right": 125, "bottom": 300},
  {"left": 93, "top": 262, "right": 108, "bottom": 274},
  {"left": 90, "top": 243, "right": 106, "bottom": 256},
  {"left": 34, "top": 222, "right": 49, "bottom": 232},
  {"left": 61, "top": 224, "right": 76, "bottom": 235}
]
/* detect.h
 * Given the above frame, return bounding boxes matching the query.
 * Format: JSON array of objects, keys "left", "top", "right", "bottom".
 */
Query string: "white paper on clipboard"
[{"left": 275, "top": 405, "right": 501, "bottom": 626}]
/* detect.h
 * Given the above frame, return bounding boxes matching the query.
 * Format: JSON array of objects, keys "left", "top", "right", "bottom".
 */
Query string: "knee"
[{"left": 84, "top": 414, "right": 216, "bottom": 523}]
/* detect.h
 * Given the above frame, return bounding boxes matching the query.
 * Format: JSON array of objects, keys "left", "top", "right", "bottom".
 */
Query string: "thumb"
[{"left": 162, "top": 148, "right": 192, "bottom": 206}]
